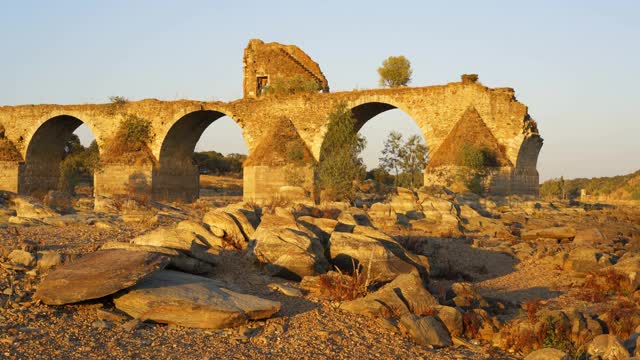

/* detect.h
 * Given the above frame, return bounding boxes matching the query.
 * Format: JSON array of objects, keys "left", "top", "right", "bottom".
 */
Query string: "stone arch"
[
  {"left": 152, "top": 109, "right": 247, "bottom": 201},
  {"left": 21, "top": 114, "right": 101, "bottom": 195},
  {"left": 314, "top": 97, "right": 435, "bottom": 162},
  {"left": 516, "top": 135, "right": 543, "bottom": 171}
]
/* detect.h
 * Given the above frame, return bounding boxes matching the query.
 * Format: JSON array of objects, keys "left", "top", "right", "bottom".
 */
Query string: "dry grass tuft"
[
  {"left": 599, "top": 300, "right": 640, "bottom": 339},
  {"left": 521, "top": 297, "right": 543, "bottom": 323},
  {"left": 317, "top": 259, "right": 373, "bottom": 301},
  {"left": 0, "top": 138, "right": 22, "bottom": 161},
  {"left": 575, "top": 268, "right": 634, "bottom": 302},
  {"left": 462, "top": 311, "right": 482, "bottom": 339},
  {"left": 261, "top": 194, "right": 292, "bottom": 214}
]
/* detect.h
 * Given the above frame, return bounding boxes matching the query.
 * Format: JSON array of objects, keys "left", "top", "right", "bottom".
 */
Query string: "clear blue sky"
[{"left": 2, "top": 1, "right": 639, "bottom": 181}]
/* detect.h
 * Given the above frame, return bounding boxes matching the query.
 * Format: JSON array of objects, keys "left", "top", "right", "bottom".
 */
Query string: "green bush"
[
  {"left": 316, "top": 103, "right": 366, "bottom": 201},
  {"left": 119, "top": 115, "right": 151, "bottom": 146},
  {"left": 193, "top": 151, "right": 246, "bottom": 175},
  {"left": 59, "top": 140, "right": 100, "bottom": 194},
  {"left": 458, "top": 143, "right": 497, "bottom": 169}
]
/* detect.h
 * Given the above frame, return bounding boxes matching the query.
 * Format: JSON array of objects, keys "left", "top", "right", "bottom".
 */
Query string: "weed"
[
  {"left": 575, "top": 269, "right": 634, "bottom": 302},
  {"left": 261, "top": 194, "right": 292, "bottom": 214},
  {"left": 318, "top": 260, "right": 371, "bottom": 302},
  {"left": 600, "top": 300, "right": 640, "bottom": 339},
  {"left": 521, "top": 298, "right": 543, "bottom": 323},
  {"left": 462, "top": 310, "right": 482, "bottom": 339}
]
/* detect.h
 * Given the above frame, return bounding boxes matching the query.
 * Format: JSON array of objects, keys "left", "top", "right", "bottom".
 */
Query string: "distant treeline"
[
  {"left": 194, "top": 151, "right": 246, "bottom": 176},
  {"left": 540, "top": 170, "right": 640, "bottom": 200}
]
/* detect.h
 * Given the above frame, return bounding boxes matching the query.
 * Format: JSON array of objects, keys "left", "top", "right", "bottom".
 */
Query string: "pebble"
[
  {"left": 268, "top": 283, "right": 303, "bottom": 297},
  {"left": 121, "top": 319, "right": 141, "bottom": 332},
  {"left": 91, "top": 320, "right": 110, "bottom": 329}
]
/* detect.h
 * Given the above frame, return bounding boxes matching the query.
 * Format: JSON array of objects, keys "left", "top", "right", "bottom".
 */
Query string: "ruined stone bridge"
[{"left": 0, "top": 39, "right": 542, "bottom": 202}]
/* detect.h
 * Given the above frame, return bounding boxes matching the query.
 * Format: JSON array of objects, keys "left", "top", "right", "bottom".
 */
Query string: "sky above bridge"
[{"left": 1, "top": 0, "right": 639, "bottom": 181}]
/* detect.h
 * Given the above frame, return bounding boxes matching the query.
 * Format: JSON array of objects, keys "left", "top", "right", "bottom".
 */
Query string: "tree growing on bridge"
[
  {"left": 378, "top": 56, "right": 413, "bottom": 88},
  {"left": 316, "top": 103, "right": 366, "bottom": 201}
]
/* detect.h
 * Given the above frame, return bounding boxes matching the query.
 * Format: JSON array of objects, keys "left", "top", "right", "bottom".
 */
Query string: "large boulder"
[
  {"left": 563, "top": 246, "right": 612, "bottom": 273},
  {"left": 34, "top": 249, "right": 170, "bottom": 305},
  {"left": 253, "top": 215, "right": 328, "bottom": 280},
  {"left": 297, "top": 216, "right": 338, "bottom": 245},
  {"left": 522, "top": 227, "right": 576, "bottom": 241},
  {"left": 176, "top": 220, "right": 224, "bottom": 248},
  {"left": 389, "top": 188, "right": 419, "bottom": 213},
  {"left": 587, "top": 334, "right": 630, "bottom": 360},
  {"left": 131, "top": 227, "right": 221, "bottom": 265},
  {"left": 573, "top": 228, "right": 610, "bottom": 246},
  {"left": 12, "top": 197, "right": 59, "bottom": 219},
  {"left": 328, "top": 230, "right": 429, "bottom": 283},
  {"left": 114, "top": 270, "right": 281, "bottom": 329},
  {"left": 8, "top": 249, "right": 36, "bottom": 267},
  {"left": 524, "top": 348, "right": 569, "bottom": 360},
  {"left": 341, "top": 273, "right": 438, "bottom": 317},
  {"left": 398, "top": 314, "right": 452, "bottom": 348},
  {"left": 367, "top": 202, "right": 398, "bottom": 229},
  {"left": 223, "top": 206, "right": 259, "bottom": 241},
  {"left": 610, "top": 255, "right": 640, "bottom": 290},
  {"left": 203, "top": 210, "right": 248, "bottom": 249},
  {"left": 101, "top": 241, "right": 215, "bottom": 274}
]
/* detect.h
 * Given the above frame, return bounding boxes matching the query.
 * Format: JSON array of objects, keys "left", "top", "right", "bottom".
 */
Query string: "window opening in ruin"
[{"left": 257, "top": 76, "right": 268, "bottom": 96}]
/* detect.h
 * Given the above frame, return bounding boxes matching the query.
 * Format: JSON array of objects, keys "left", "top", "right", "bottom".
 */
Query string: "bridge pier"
[
  {"left": 151, "top": 163, "right": 200, "bottom": 202},
  {"left": 94, "top": 163, "right": 154, "bottom": 200},
  {"left": 243, "top": 165, "right": 314, "bottom": 204},
  {"left": 0, "top": 161, "right": 21, "bottom": 193}
]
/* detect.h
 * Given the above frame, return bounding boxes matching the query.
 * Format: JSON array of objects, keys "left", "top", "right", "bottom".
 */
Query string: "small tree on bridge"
[
  {"left": 378, "top": 56, "right": 413, "bottom": 88},
  {"left": 316, "top": 103, "right": 366, "bottom": 201}
]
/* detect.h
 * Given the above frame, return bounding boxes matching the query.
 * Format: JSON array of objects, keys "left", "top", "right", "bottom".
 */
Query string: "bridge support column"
[
  {"left": 0, "top": 161, "right": 21, "bottom": 193},
  {"left": 152, "top": 164, "right": 199, "bottom": 202},
  {"left": 243, "top": 165, "right": 314, "bottom": 204},
  {"left": 94, "top": 163, "right": 154, "bottom": 200}
]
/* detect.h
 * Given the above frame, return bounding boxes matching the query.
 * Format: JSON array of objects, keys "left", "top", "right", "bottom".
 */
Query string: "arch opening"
[
  {"left": 317, "top": 102, "right": 429, "bottom": 203},
  {"left": 21, "top": 116, "right": 100, "bottom": 197},
  {"left": 153, "top": 110, "right": 247, "bottom": 202}
]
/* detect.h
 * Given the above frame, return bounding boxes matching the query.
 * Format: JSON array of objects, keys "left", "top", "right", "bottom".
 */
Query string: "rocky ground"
[{"left": 0, "top": 185, "right": 639, "bottom": 359}]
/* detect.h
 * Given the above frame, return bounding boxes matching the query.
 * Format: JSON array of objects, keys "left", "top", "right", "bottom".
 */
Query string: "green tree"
[
  {"left": 316, "top": 103, "right": 367, "bottom": 201},
  {"left": 379, "top": 131, "right": 404, "bottom": 187},
  {"left": 377, "top": 55, "right": 413, "bottom": 87},
  {"left": 399, "top": 135, "right": 429, "bottom": 189},
  {"left": 59, "top": 139, "right": 100, "bottom": 194}
]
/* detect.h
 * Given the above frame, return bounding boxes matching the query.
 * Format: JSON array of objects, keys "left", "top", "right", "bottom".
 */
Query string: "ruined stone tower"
[{"left": 243, "top": 39, "right": 330, "bottom": 98}]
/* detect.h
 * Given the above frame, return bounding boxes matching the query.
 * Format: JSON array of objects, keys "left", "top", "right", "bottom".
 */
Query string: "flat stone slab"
[
  {"left": 34, "top": 249, "right": 170, "bottom": 305},
  {"left": 114, "top": 270, "right": 282, "bottom": 329}
]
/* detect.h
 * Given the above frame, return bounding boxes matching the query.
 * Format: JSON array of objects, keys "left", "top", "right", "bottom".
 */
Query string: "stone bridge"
[{"left": 0, "top": 39, "right": 543, "bottom": 203}]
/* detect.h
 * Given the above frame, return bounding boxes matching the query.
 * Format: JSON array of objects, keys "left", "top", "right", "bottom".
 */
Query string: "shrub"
[
  {"left": 317, "top": 261, "right": 372, "bottom": 301},
  {"left": 0, "top": 138, "right": 22, "bottom": 161},
  {"left": 521, "top": 298, "right": 543, "bottom": 323},
  {"left": 109, "top": 96, "right": 129, "bottom": 104},
  {"left": 575, "top": 269, "right": 634, "bottom": 302},
  {"left": 458, "top": 143, "right": 497, "bottom": 169},
  {"left": 103, "top": 115, "right": 154, "bottom": 164},
  {"left": 316, "top": 103, "right": 366, "bottom": 201}
]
